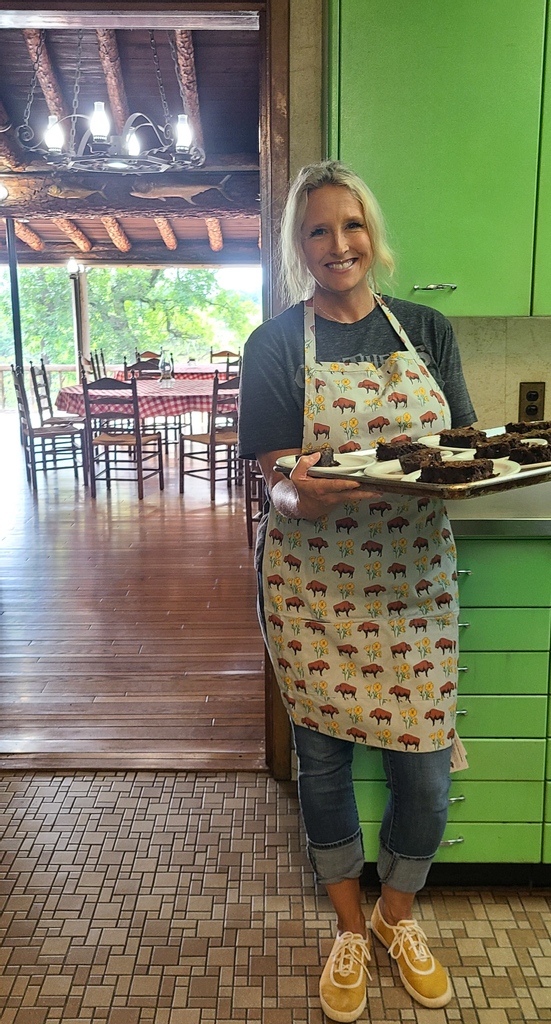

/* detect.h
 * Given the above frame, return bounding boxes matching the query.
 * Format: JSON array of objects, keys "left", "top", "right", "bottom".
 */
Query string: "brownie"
[
  {"left": 376, "top": 440, "right": 416, "bottom": 462},
  {"left": 505, "top": 419, "right": 551, "bottom": 434},
  {"left": 399, "top": 450, "right": 443, "bottom": 475},
  {"left": 438, "top": 426, "right": 487, "bottom": 448},
  {"left": 418, "top": 459, "right": 494, "bottom": 484},
  {"left": 475, "top": 438, "right": 513, "bottom": 459},
  {"left": 508, "top": 444, "right": 551, "bottom": 465},
  {"left": 313, "top": 446, "right": 340, "bottom": 467},
  {"left": 520, "top": 429, "right": 551, "bottom": 443}
]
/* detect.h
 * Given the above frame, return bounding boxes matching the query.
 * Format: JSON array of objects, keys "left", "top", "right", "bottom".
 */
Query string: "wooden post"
[
  {"left": 5, "top": 218, "right": 23, "bottom": 370},
  {"left": 265, "top": 653, "right": 291, "bottom": 780}
]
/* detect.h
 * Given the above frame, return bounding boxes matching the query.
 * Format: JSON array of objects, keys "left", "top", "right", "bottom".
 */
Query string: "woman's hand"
[{"left": 257, "top": 449, "right": 383, "bottom": 523}]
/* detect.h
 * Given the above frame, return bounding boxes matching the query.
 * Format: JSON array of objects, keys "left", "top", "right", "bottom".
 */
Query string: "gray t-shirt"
[{"left": 238, "top": 296, "right": 476, "bottom": 459}]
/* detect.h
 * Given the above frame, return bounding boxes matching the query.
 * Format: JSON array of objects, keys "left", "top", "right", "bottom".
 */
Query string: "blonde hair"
[{"left": 279, "top": 160, "right": 395, "bottom": 306}]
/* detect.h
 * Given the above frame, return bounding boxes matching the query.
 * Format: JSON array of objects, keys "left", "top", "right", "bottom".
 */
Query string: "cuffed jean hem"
[
  {"left": 308, "top": 827, "right": 365, "bottom": 886},
  {"left": 377, "top": 836, "right": 435, "bottom": 894}
]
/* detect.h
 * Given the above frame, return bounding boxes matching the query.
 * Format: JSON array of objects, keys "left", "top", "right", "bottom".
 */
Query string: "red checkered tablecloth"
[
  {"left": 56, "top": 378, "right": 238, "bottom": 418},
  {"left": 112, "top": 362, "right": 218, "bottom": 382}
]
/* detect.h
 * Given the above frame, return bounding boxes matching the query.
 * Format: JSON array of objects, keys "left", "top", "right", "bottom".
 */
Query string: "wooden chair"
[
  {"left": 135, "top": 349, "right": 161, "bottom": 362},
  {"left": 210, "top": 348, "right": 242, "bottom": 377},
  {"left": 123, "top": 356, "right": 160, "bottom": 380},
  {"left": 82, "top": 375, "right": 164, "bottom": 500},
  {"left": 179, "top": 370, "right": 240, "bottom": 501},
  {"left": 90, "top": 351, "right": 102, "bottom": 380},
  {"left": 30, "top": 358, "right": 84, "bottom": 429},
  {"left": 244, "top": 459, "right": 267, "bottom": 548},
  {"left": 12, "top": 365, "right": 87, "bottom": 490}
]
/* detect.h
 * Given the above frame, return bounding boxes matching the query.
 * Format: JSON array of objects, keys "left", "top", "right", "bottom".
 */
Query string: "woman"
[{"left": 239, "top": 161, "right": 475, "bottom": 1023}]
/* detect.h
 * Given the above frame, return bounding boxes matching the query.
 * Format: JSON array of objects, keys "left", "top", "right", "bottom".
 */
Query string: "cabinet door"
[
  {"left": 332, "top": 0, "right": 546, "bottom": 315},
  {"left": 457, "top": 540, "right": 551, "bottom": 607},
  {"left": 459, "top": 608, "right": 551, "bottom": 650},
  {"left": 533, "top": 0, "right": 551, "bottom": 311}
]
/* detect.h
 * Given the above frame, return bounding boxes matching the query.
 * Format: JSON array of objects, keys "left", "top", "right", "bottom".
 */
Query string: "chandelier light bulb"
[
  {"left": 89, "top": 101, "right": 110, "bottom": 142},
  {"left": 126, "top": 131, "right": 141, "bottom": 156},
  {"left": 175, "top": 114, "right": 193, "bottom": 151},
  {"left": 44, "top": 115, "right": 64, "bottom": 153},
  {"left": 0, "top": 183, "right": 8, "bottom": 202},
  {"left": 67, "top": 258, "right": 79, "bottom": 274}
]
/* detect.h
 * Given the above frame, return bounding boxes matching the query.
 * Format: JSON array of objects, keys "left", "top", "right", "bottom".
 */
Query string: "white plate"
[
  {"left": 363, "top": 453, "right": 455, "bottom": 480},
  {"left": 401, "top": 458, "right": 521, "bottom": 487},
  {"left": 517, "top": 458, "right": 551, "bottom": 471},
  {"left": 275, "top": 453, "right": 374, "bottom": 477}
]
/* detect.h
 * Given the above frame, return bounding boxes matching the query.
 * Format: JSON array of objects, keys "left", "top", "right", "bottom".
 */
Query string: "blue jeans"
[{"left": 292, "top": 722, "right": 452, "bottom": 892}]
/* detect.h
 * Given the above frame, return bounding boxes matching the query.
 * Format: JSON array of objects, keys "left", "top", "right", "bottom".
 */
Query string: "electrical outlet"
[{"left": 518, "top": 382, "right": 546, "bottom": 422}]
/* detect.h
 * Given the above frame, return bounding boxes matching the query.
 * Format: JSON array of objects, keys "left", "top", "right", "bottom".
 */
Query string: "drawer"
[
  {"left": 456, "top": 696, "right": 547, "bottom": 738},
  {"left": 353, "top": 739, "right": 546, "bottom": 781},
  {"left": 457, "top": 652, "right": 549, "bottom": 694},
  {"left": 457, "top": 540, "right": 551, "bottom": 606},
  {"left": 459, "top": 608, "right": 551, "bottom": 651},
  {"left": 360, "top": 820, "right": 542, "bottom": 863},
  {"left": 355, "top": 779, "right": 544, "bottom": 822}
]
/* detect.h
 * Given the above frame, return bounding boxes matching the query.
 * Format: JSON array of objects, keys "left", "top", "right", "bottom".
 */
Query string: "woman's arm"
[{"left": 257, "top": 448, "right": 382, "bottom": 523}]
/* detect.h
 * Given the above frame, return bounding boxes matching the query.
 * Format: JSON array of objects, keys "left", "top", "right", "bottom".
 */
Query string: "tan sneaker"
[
  {"left": 370, "top": 898, "right": 452, "bottom": 1008},
  {"left": 319, "top": 930, "right": 372, "bottom": 1022}
]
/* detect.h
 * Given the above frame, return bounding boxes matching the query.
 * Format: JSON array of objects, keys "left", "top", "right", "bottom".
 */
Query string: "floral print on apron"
[{"left": 262, "top": 295, "right": 459, "bottom": 753}]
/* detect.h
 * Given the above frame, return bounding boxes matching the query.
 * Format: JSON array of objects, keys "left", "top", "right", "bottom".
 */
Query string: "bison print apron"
[{"left": 262, "top": 294, "right": 459, "bottom": 753}]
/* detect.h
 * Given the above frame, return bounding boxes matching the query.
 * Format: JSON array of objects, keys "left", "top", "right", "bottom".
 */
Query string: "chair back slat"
[
  {"left": 30, "top": 359, "right": 55, "bottom": 425},
  {"left": 11, "top": 365, "right": 33, "bottom": 433}
]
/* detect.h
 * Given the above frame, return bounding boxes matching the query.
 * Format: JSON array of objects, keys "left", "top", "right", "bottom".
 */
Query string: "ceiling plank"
[
  {"left": 22, "top": 29, "right": 70, "bottom": 122},
  {"left": 173, "top": 30, "right": 204, "bottom": 151},
  {"left": 101, "top": 215, "right": 131, "bottom": 252},
  {"left": 205, "top": 216, "right": 223, "bottom": 252},
  {"left": 13, "top": 220, "right": 44, "bottom": 250},
  {"left": 96, "top": 30, "right": 130, "bottom": 135},
  {"left": 52, "top": 216, "right": 92, "bottom": 251},
  {"left": 154, "top": 216, "right": 177, "bottom": 251}
]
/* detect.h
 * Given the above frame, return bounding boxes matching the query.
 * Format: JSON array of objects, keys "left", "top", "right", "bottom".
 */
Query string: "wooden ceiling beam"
[
  {"left": 22, "top": 29, "right": 70, "bottom": 122},
  {"left": 173, "top": 31, "right": 204, "bottom": 151},
  {"left": 0, "top": 238, "right": 261, "bottom": 267},
  {"left": 205, "top": 217, "right": 223, "bottom": 252},
  {"left": 101, "top": 215, "right": 131, "bottom": 252},
  {"left": 154, "top": 216, "right": 177, "bottom": 250},
  {"left": 14, "top": 220, "right": 44, "bottom": 251},
  {"left": 96, "top": 30, "right": 129, "bottom": 136},
  {"left": 0, "top": 98, "right": 27, "bottom": 171},
  {"left": 0, "top": 11, "right": 262, "bottom": 31},
  {"left": 52, "top": 217, "right": 92, "bottom": 252}
]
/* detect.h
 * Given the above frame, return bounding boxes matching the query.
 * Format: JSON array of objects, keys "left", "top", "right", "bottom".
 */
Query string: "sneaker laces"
[
  {"left": 330, "top": 932, "right": 373, "bottom": 986},
  {"left": 387, "top": 920, "right": 435, "bottom": 972}
]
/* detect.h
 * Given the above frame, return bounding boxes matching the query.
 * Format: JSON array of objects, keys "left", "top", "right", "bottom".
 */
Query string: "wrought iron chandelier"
[{"left": 16, "top": 29, "right": 205, "bottom": 174}]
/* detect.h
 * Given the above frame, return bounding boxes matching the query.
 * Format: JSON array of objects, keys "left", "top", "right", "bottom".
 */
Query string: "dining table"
[
  {"left": 111, "top": 362, "right": 221, "bottom": 382},
  {"left": 55, "top": 376, "right": 238, "bottom": 419}
]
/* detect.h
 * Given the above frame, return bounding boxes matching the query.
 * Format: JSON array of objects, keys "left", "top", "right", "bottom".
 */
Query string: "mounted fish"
[
  {"left": 130, "top": 174, "right": 232, "bottom": 203},
  {"left": 47, "top": 181, "right": 107, "bottom": 200}
]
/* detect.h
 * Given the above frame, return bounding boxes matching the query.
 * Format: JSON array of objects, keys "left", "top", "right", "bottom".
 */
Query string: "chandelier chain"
[
  {"left": 168, "top": 32, "right": 188, "bottom": 114},
  {"left": 149, "top": 31, "right": 171, "bottom": 130},
  {"left": 21, "top": 29, "right": 44, "bottom": 133},
  {"left": 69, "top": 29, "right": 83, "bottom": 156}
]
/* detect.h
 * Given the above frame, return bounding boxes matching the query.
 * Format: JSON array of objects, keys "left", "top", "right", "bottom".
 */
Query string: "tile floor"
[{"left": 0, "top": 770, "right": 549, "bottom": 1024}]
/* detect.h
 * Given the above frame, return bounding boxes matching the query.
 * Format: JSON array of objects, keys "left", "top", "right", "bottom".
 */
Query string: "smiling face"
[{"left": 300, "top": 184, "right": 374, "bottom": 302}]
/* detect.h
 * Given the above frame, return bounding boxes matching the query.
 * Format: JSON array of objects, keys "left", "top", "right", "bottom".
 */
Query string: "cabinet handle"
[
  {"left": 456, "top": 708, "right": 468, "bottom": 716},
  {"left": 458, "top": 666, "right": 469, "bottom": 673},
  {"left": 413, "top": 283, "right": 457, "bottom": 291},
  {"left": 439, "top": 836, "right": 465, "bottom": 847},
  {"left": 448, "top": 795, "right": 465, "bottom": 804},
  {"left": 457, "top": 569, "right": 472, "bottom": 576},
  {"left": 458, "top": 622, "right": 470, "bottom": 628}
]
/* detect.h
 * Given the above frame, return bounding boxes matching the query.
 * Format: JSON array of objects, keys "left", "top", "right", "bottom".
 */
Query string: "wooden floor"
[{"left": 0, "top": 412, "right": 266, "bottom": 771}]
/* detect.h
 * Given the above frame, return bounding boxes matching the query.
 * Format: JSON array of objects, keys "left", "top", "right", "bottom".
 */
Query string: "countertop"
[{"left": 448, "top": 481, "right": 551, "bottom": 537}]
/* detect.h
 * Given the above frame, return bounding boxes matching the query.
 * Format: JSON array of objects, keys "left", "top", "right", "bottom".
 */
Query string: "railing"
[{"left": 0, "top": 363, "right": 79, "bottom": 411}]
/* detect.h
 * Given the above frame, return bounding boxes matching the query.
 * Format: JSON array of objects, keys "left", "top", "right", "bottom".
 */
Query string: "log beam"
[
  {"left": 205, "top": 216, "right": 223, "bottom": 252},
  {"left": 0, "top": 98, "right": 27, "bottom": 171},
  {"left": 22, "top": 29, "right": 70, "bottom": 122},
  {"left": 154, "top": 216, "right": 178, "bottom": 250},
  {"left": 14, "top": 220, "right": 44, "bottom": 251},
  {"left": 52, "top": 217, "right": 92, "bottom": 252},
  {"left": 101, "top": 215, "right": 131, "bottom": 252},
  {"left": 0, "top": 237, "right": 261, "bottom": 266},
  {"left": 96, "top": 30, "right": 129, "bottom": 135},
  {"left": 173, "top": 31, "right": 204, "bottom": 150}
]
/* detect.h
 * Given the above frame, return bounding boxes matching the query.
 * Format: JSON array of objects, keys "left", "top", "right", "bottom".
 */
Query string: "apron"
[{"left": 262, "top": 295, "right": 459, "bottom": 753}]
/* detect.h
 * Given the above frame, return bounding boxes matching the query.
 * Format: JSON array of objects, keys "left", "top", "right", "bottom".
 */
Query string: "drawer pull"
[
  {"left": 448, "top": 795, "right": 465, "bottom": 804},
  {"left": 439, "top": 836, "right": 464, "bottom": 847},
  {"left": 458, "top": 622, "right": 470, "bottom": 629},
  {"left": 456, "top": 708, "right": 468, "bottom": 716},
  {"left": 413, "top": 283, "right": 457, "bottom": 291},
  {"left": 457, "top": 666, "right": 469, "bottom": 673},
  {"left": 457, "top": 569, "right": 472, "bottom": 576}
]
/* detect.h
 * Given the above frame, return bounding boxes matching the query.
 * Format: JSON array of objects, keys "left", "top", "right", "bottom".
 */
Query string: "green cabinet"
[
  {"left": 353, "top": 538, "right": 551, "bottom": 868},
  {"left": 328, "top": 0, "right": 548, "bottom": 315},
  {"left": 533, "top": 0, "right": 551, "bottom": 311}
]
